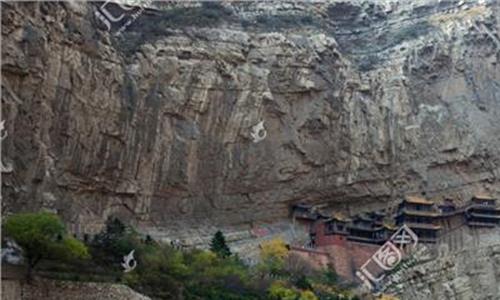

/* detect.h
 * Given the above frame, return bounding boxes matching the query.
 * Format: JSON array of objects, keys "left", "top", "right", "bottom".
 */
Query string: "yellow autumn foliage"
[
  {"left": 377, "top": 294, "right": 400, "bottom": 300},
  {"left": 299, "top": 290, "right": 318, "bottom": 300},
  {"left": 260, "top": 238, "right": 289, "bottom": 262}
]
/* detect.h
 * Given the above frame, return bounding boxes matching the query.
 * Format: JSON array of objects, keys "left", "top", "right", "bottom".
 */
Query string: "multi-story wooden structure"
[
  {"left": 465, "top": 194, "right": 500, "bottom": 227},
  {"left": 347, "top": 213, "right": 392, "bottom": 245},
  {"left": 311, "top": 213, "right": 350, "bottom": 247},
  {"left": 395, "top": 196, "right": 441, "bottom": 243},
  {"left": 324, "top": 213, "right": 350, "bottom": 236}
]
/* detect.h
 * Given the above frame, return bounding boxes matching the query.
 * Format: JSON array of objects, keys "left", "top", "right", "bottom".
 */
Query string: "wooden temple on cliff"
[
  {"left": 395, "top": 196, "right": 441, "bottom": 243},
  {"left": 292, "top": 194, "right": 500, "bottom": 248},
  {"left": 465, "top": 194, "right": 500, "bottom": 227},
  {"left": 346, "top": 211, "right": 393, "bottom": 244}
]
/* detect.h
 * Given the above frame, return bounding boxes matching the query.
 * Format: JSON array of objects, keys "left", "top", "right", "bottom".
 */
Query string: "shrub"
[
  {"left": 299, "top": 290, "right": 318, "bottom": 300},
  {"left": 268, "top": 281, "right": 298, "bottom": 300},
  {"left": 125, "top": 242, "right": 257, "bottom": 299},
  {"left": 321, "top": 265, "right": 338, "bottom": 285},
  {"left": 285, "top": 252, "right": 316, "bottom": 279},
  {"left": 54, "top": 236, "right": 90, "bottom": 261},
  {"left": 124, "top": 243, "right": 187, "bottom": 298},
  {"left": 184, "top": 250, "right": 253, "bottom": 297},
  {"left": 3, "top": 212, "right": 89, "bottom": 279},
  {"left": 295, "top": 274, "right": 312, "bottom": 290}
]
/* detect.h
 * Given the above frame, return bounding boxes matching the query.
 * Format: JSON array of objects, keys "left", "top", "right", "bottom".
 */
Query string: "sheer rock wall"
[{"left": 2, "top": 1, "right": 500, "bottom": 246}]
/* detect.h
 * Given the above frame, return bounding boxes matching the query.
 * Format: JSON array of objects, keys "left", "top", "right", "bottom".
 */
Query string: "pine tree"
[{"left": 209, "top": 230, "right": 231, "bottom": 258}]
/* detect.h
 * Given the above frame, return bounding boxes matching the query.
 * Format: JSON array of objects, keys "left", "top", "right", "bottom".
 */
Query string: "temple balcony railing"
[
  {"left": 466, "top": 203, "right": 499, "bottom": 211},
  {"left": 347, "top": 224, "right": 384, "bottom": 232},
  {"left": 466, "top": 220, "right": 498, "bottom": 227}
]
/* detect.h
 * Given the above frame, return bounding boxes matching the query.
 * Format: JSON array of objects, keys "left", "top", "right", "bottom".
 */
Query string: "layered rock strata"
[{"left": 2, "top": 1, "right": 500, "bottom": 246}]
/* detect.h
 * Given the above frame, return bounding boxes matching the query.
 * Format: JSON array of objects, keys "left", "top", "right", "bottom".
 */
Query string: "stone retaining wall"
[{"left": 1, "top": 275, "right": 150, "bottom": 300}]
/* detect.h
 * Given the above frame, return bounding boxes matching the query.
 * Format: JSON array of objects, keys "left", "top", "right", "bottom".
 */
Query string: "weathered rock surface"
[
  {"left": 2, "top": 0, "right": 500, "bottom": 247},
  {"left": 382, "top": 228, "right": 500, "bottom": 300}
]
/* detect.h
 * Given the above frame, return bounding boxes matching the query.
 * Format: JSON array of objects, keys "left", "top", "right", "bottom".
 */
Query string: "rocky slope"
[
  {"left": 382, "top": 228, "right": 500, "bottom": 300},
  {"left": 2, "top": 0, "right": 500, "bottom": 246},
  {"left": 2, "top": 276, "right": 151, "bottom": 300}
]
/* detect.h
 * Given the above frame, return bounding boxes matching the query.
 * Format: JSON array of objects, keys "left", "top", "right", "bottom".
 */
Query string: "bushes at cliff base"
[{"left": 2, "top": 212, "right": 89, "bottom": 278}]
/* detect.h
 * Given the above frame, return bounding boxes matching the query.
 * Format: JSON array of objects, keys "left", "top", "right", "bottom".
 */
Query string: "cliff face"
[{"left": 2, "top": 1, "right": 500, "bottom": 243}]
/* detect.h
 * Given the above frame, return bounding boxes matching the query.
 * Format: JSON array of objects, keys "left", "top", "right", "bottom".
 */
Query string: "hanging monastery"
[{"left": 288, "top": 194, "right": 500, "bottom": 280}]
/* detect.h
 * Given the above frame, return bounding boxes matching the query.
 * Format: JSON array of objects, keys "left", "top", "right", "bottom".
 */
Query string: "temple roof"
[
  {"left": 383, "top": 223, "right": 397, "bottom": 230},
  {"left": 331, "top": 212, "right": 350, "bottom": 222},
  {"left": 405, "top": 196, "right": 434, "bottom": 205},
  {"left": 473, "top": 193, "right": 496, "bottom": 200}
]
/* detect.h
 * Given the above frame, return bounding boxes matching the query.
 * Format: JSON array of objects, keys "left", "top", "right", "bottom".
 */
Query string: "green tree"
[
  {"left": 91, "top": 217, "right": 140, "bottom": 266},
  {"left": 295, "top": 274, "right": 312, "bottom": 290},
  {"left": 209, "top": 230, "right": 231, "bottom": 258},
  {"left": 93, "top": 217, "right": 126, "bottom": 250},
  {"left": 321, "top": 264, "right": 338, "bottom": 285},
  {"left": 3, "top": 212, "right": 89, "bottom": 279}
]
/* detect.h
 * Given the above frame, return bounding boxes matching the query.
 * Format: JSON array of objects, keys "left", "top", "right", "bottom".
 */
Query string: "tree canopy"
[
  {"left": 3, "top": 212, "right": 89, "bottom": 277},
  {"left": 210, "top": 230, "right": 232, "bottom": 258}
]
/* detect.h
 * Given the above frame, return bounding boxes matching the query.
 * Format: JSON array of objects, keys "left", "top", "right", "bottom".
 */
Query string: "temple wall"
[
  {"left": 316, "top": 241, "right": 379, "bottom": 281},
  {"left": 289, "top": 247, "right": 330, "bottom": 270}
]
